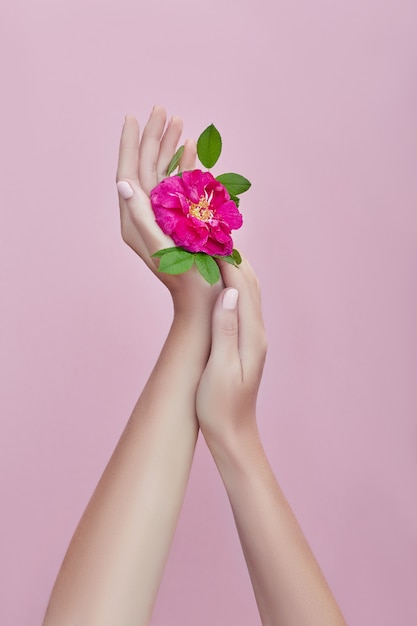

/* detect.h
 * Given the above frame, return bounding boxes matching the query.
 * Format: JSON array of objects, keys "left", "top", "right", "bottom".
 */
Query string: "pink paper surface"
[{"left": 1, "top": 1, "right": 416, "bottom": 624}]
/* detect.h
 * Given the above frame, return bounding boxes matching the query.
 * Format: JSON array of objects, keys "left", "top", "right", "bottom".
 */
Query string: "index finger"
[{"left": 116, "top": 115, "right": 140, "bottom": 183}]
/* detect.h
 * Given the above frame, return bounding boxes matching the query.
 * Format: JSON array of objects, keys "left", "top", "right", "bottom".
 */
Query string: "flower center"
[{"left": 188, "top": 195, "right": 213, "bottom": 222}]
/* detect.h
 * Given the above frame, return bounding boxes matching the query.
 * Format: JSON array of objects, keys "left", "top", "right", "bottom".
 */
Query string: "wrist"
[
  {"left": 172, "top": 305, "right": 213, "bottom": 328},
  {"left": 171, "top": 280, "right": 223, "bottom": 321},
  {"left": 204, "top": 426, "right": 276, "bottom": 502},
  {"left": 167, "top": 313, "right": 212, "bottom": 380},
  {"left": 203, "top": 420, "right": 263, "bottom": 469}
]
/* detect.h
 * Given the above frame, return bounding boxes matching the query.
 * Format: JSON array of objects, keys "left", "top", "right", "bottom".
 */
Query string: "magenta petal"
[
  {"left": 209, "top": 223, "right": 230, "bottom": 243},
  {"left": 215, "top": 201, "right": 243, "bottom": 229},
  {"left": 202, "top": 236, "right": 233, "bottom": 256},
  {"left": 172, "top": 218, "right": 208, "bottom": 252},
  {"left": 154, "top": 208, "right": 181, "bottom": 234},
  {"left": 150, "top": 169, "right": 243, "bottom": 255}
]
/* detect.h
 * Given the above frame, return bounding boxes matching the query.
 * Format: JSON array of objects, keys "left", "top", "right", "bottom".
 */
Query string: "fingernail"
[
  {"left": 116, "top": 181, "right": 134, "bottom": 199},
  {"left": 223, "top": 288, "right": 239, "bottom": 310}
]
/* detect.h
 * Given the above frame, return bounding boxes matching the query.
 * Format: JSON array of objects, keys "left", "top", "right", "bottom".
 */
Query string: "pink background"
[{"left": 1, "top": 0, "right": 416, "bottom": 624}]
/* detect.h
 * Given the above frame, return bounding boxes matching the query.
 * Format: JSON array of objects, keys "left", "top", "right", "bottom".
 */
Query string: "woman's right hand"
[
  {"left": 196, "top": 258, "right": 268, "bottom": 451},
  {"left": 196, "top": 260, "right": 347, "bottom": 626}
]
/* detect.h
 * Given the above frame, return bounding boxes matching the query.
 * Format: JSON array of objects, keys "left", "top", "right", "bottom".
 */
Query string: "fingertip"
[
  {"left": 123, "top": 115, "right": 139, "bottom": 132},
  {"left": 170, "top": 115, "right": 183, "bottom": 130},
  {"left": 188, "top": 138, "right": 197, "bottom": 159},
  {"left": 222, "top": 288, "right": 239, "bottom": 310},
  {"left": 179, "top": 138, "right": 197, "bottom": 172},
  {"left": 116, "top": 180, "right": 134, "bottom": 199},
  {"left": 185, "top": 136, "right": 196, "bottom": 148},
  {"left": 151, "top": 105, "right": 166, "bottom": 120}
]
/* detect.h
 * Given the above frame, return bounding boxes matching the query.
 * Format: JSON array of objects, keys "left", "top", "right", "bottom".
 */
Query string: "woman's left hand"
[{"left": 116, "top": 107, "right": 223, "bottom": 316}]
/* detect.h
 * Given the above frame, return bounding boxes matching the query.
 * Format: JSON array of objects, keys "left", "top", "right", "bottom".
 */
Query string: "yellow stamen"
[{"left": 188, "top": 195, "right": 213, "bottom": 222}]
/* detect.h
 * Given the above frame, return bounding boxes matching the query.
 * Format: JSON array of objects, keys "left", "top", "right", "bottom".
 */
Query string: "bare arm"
[
  {"left": 43, "top": 108, "right": 222, "bottom": 626},
  {"left": 197, "top": 260, "right": 347, "bottom": 626}
]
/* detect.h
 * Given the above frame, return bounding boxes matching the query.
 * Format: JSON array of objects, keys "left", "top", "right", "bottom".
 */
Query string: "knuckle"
[{"left": 220, "top": 321, "right": 239, "bottom": 337}]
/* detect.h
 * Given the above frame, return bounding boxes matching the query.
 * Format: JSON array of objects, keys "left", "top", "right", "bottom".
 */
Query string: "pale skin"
[{"left": 42, "top": 106, "right": 347, "bottom": 626}]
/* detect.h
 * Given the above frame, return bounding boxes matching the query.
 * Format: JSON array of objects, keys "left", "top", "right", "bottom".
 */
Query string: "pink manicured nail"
[
  {"left": 223, "top": 288, "right": 239, "bottom": 310},
  {"left": 116, "top": 181, "right": 134, "bottom": 199}
]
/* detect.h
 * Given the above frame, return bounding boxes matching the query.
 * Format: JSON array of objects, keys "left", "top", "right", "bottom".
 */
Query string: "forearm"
[
  {"left": 208, "top": 427, "right": 347, "bottom": 626},
  {"left": 43, "top": 313, "right": 211, "bottom": 626}
]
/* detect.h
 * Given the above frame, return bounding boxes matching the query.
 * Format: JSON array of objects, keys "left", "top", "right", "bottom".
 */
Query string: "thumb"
[{"left": 209, "top": 288, "right": 240, "bottom": 364}]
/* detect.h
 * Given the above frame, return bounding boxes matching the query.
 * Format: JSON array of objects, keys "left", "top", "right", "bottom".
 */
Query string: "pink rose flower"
[{"left": 150, "top": 169, "right": 243, "bottom": 256}]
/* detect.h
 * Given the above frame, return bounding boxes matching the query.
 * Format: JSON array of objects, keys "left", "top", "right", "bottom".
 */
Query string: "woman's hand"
[
  {"left": 196, "top": 258, "right": 267, "bottom": 450},
  {"left": 43, "top": 107, "right": 225, "bottom": 626},
  {"left": 116, "top": 107, "right": 223, "bottom": 316},
  {"left": 196, "top": 261, "right": 347, "bottom": 626}
]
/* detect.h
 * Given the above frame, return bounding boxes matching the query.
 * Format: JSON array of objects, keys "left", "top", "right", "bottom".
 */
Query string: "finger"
[
  {"left": 178, "top": 138, "right": 197, "bottom": 173},
  {"left": 209, "top": 288, "right": 241, "bottom": 369},
  {"left": 117, "top": 182, "right": 173, "bottom": 257},
  {"left": 116, "top": 118, "right": 148, "bottom": 257},
  {"left": 156, "top": 115, "right": 183, "bottom": 181},
  {"left": 217, "top": 258, "right": 266, "bottom": 373},
  {"left": 138, "top": 105, "right": 167, "bottom": 195},
  {"left": 118, "top": 200, "right": 152, "bottom": 263},
  {"left": 116, "top": 115, "right": 140, "bottom": 183}
]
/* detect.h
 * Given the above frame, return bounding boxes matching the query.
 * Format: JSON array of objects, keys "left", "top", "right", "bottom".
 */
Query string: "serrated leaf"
[
  {"left": 156, "top": 247, "right": 194, "bottom": 261},
  {"left": 194, "top": 253, "right": 221, "bottom": 285},
  {"left": 213, "top": 248, "right": 242, "bottom": 268},
  {"left": 197, "top": 124, "right": 222, "bottom": 169},
  {"left": 229, "top": 194, "right": 240, "bottom": 207},
  {"left": 216, "top": 173, "right": 251, "bottom": 196},
  {"left": 152, "top": 246, "right": 184, "bottom": 258},
  {"left": 217, "top": 254, "right": 239, "bottom": 267},
  {"left": 166, "top": 145, "right": 184, "bottom": 176},
  {"left": 231, "top": 248, "right": 242, "bottom": 265},
  {"left": 157, "top": 249, "right": 195, "bottom": 275}
]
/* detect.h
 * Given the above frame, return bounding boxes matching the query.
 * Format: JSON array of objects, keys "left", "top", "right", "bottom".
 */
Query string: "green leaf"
[
  {"left": 231, "top": 248, "right": 242, "bottom": 265},
  {"left": 229, "top": 194, "right": 240, "bottom": 207},
  {"left": 213, "top": 248, "right": 242, "bottom": 268},
  {"left": 152, "top": 246, "right": 183, "bottom": 258},
  {"left": 216, "top": 173, "right": 251, "bottom": 196},
  {"left": 155, "top": 248, "right": 195, "bottom": 275},
  {"left": 197, "top": 124, "right": 222, "bottom": 169},
  {"left": 217, "top": 254, "right": 238, "bottom": 267},
  {"left": 194, "top": 253, "right": 221, "bottom": 285},
  {"left": 166, "top": 145, "right": 184, "bottom": 176}
]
